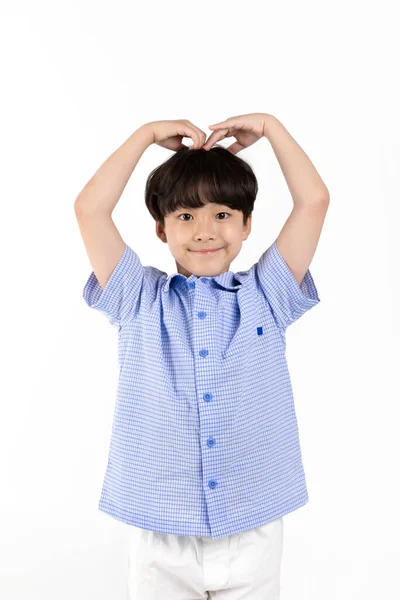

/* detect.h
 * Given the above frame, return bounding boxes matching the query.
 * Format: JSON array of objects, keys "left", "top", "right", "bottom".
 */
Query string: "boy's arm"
[
  {"left": 74, "top": 210, "right": 127, "bottom": 290},
  {"left": 74, "top": 124, "right": 154, "bottom": 290},
  {"left": 74, "top": 123, "right": 154, "bottom": 215},
  {"left": 263, "top": 115, "right": 330, "bottom": 288}
]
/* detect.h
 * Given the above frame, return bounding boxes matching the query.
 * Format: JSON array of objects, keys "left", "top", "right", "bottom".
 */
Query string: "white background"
[{"left": 1, "top": 1, "right": 399, "bottom": 598}]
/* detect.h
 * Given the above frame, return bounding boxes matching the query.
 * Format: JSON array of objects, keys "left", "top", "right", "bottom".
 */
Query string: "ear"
[
  {"left": 243, "top": 213, "right": 252, "bottom": 240},
  {"left": 155, "top": 221, "right": 168, "bottom": 243}
]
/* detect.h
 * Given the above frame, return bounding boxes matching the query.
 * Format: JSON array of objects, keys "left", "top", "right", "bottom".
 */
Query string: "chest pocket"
[
  {"left": 221, "top": 322, "right": 270, "bottom": 361},
  {"left": 220, "top": 286, "right": 284, "bottom": 360},
  {"left": 221, "top": 291, "right": 285, "bottom": 360}
]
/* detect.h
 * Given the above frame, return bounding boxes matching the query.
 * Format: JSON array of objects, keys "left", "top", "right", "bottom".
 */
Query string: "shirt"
[{"left": 82, "top": 239, "right": 320, "bottom": 539}]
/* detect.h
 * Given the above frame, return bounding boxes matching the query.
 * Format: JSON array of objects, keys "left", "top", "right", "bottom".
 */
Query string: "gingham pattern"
[{"left": 82, "top": 240, "right": 320, "bottom": 539}]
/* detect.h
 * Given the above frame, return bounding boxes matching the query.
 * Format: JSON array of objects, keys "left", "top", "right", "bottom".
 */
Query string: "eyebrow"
[{"left": 176, "top": 205, "right": 229, "bottom": 211}]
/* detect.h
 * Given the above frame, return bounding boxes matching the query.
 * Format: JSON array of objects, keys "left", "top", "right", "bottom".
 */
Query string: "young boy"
[{"left": 74, "top": 114, "right": 329, "bottom": 599}]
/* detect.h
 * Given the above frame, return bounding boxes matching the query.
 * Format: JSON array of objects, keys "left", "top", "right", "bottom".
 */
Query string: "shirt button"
[
  {"left": 197, "top": 311, "right": 207, "bottom": 319},
  {"left": 203, "top": 393, "right": 212, "bottom": 402},
  {"left": 199, "top": 349, "right": 209, "bottom": 357},
  {"left": 188, "top": 282, "right": 196, "bottom": 289},
  {"left": 208, "top": 480, "right": 217, "bottom": 489},
  {"left": 207, "top": 437, "right": 216, "bottom": 448}
]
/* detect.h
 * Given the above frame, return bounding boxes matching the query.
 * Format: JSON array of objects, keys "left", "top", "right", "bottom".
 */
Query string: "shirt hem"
[{"left": 97, "top": 491, "right": 309, "bottom": 540}]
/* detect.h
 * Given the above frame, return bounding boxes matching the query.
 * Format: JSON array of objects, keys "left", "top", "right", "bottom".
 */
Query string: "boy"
[{"left": 74, "top": 114, "right": 329, "bottom": 599}]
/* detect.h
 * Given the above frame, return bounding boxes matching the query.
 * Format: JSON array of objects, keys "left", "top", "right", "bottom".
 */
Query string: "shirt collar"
[{"left": 162, "top": 269, "right": 250, "bottom": 293}]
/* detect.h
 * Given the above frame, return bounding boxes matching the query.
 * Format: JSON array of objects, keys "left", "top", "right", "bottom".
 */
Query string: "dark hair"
[{"left": 144, "top": 144, "right": 258, "bottom": 228}]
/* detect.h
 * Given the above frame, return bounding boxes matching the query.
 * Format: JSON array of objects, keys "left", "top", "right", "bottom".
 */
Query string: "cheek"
[{"left": 225, "top": 225, "right": 241, "bottom": 239}]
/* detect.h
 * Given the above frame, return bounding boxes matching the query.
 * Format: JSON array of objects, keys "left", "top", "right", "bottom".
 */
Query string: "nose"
[{"left": 193, "top": 223, "right": 217, "bottom": 239}]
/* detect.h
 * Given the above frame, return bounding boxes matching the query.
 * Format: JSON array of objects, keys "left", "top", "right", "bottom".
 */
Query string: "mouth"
[{"left": 189, "top": 248, "right": 223, "bottom": 254}]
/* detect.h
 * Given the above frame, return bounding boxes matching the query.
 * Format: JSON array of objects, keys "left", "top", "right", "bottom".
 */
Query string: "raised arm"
[{"left": 74, "top": 124, "right": 154, "bottom": 289}]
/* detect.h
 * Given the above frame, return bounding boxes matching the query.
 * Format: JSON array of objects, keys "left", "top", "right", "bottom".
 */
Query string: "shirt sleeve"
[
  {"left": 82, "top": 244, "right": 145, "bottom": 329},
  {"left": 255, "top": 239, "right": 321, "bottom": 332}
]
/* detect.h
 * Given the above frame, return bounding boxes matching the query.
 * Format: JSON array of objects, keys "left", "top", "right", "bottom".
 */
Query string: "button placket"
[{"left": 193, "top": 280, "right": 219, "bottom": 494}]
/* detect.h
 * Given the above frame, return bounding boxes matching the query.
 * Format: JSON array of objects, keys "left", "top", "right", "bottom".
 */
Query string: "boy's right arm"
[
  {"left": 74, "top": 124, "right": 154, "bottom": 290},
  {"left": 74, "top": 209, "right": 126, "bottom": 290}
]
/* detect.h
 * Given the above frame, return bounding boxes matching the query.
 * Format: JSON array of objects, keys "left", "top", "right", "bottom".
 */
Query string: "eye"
[{"left": 178, "top": 212, "right": 230, "bottom": 221}]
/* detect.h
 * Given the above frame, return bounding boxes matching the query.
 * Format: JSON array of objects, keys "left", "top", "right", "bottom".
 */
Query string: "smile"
[{"left": 189, "top": 248, "right": 223, "bottom": 254}]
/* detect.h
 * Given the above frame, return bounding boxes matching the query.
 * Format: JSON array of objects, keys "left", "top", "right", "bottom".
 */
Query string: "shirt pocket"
[
  {"left": 223, "top": 316, "right": 286, "bottom": 363},
  {"left": 221, "top": 323, "right": 264, "bottom": 361}
]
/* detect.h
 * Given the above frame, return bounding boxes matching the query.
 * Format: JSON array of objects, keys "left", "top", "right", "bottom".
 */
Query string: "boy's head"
[{"left": 145, "top": 145, "right": 258, "bottom": 278}]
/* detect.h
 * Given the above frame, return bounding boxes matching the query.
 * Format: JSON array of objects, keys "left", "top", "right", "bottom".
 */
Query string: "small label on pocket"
[{"left": 257, "top": 326, "right": 263, "bottom": 335}]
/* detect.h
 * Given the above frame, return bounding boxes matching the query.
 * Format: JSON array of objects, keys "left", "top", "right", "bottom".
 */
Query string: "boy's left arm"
[{"left": 264, "top": 115, "right": 330, "bottom": 287}]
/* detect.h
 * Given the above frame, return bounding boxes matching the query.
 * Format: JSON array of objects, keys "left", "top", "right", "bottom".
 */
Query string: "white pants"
[{"left": 127, "top": 517, "right": 284, "bottom": 599}]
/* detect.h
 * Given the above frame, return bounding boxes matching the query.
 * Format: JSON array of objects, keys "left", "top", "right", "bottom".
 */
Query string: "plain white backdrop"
[{"left": 1, "top": 1, "right": 399, "bottom": 598}]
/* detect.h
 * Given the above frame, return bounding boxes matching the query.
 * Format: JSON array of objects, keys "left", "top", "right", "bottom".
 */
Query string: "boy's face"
[{"left": 156, "top": 202, "right": 252, "bottom": 278}]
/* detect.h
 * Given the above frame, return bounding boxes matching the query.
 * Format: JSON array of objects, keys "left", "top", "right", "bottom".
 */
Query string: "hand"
[
  {"left": 202, "top": 113, "right": 270, "bottom": 154},
  {"left": 149, "top": 119, "right": 207, "bottom": 151}
]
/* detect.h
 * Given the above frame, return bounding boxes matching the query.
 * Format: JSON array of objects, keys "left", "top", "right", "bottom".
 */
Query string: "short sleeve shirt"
[{"left": 82, "top": 240, "right": 320, "bottom": 539}]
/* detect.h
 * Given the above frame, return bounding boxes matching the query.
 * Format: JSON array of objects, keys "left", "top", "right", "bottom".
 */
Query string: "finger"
[
  {"left": 176, "top": 124, "right": 197, "bottom": 148},
  {"left": 202, "top": 128, "right": 228, "bottom": 151},
  {"left": 185, "top": 126, "right": 201, "bottom": 149},
  {"left": 202, "top": 133, "right": 216, "bottom": 151},
  {"left": 177, "top": 122, "right": 202, "bottom": 150},
  {"left": 208, "top": 118, "right": 234, "bottom": 129},
  {"left": 208, "top": 119, "right": 229, "bottom": 128},
  {"left": 203, "top": 133, "right": 227, "bottom": 151},
  {"left": 187, "top": 121, "right": 207, "bottom": 149},
  {"left": 209, "top": 119, "right": 246, "bottom": 132}
]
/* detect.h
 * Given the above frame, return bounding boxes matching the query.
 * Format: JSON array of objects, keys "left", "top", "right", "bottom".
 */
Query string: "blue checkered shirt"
[{"left": 82, "top": 240, "right": 320, "bottom": 539}]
